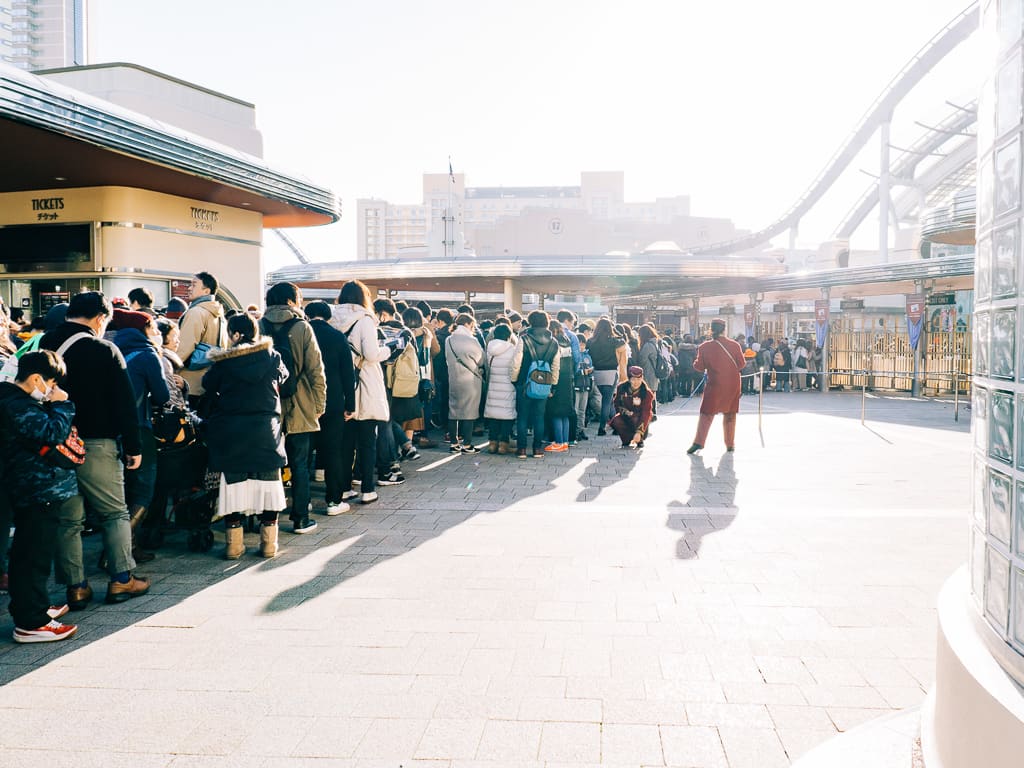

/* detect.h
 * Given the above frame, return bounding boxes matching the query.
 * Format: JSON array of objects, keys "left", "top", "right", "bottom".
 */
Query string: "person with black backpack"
[
  {"left": 509, "top": 310, "right": 560, "bottom": 458},
  {"left": 261, "top": 282, "right": 327, "bottom": 535}
]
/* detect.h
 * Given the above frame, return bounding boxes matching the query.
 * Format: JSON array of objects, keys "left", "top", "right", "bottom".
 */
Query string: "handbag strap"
[
  {"left": 449, "top": 337, "right": 483, "bottom": 380},
  {"left": 713, "top": 338, "right": 743, "bottom": 371}
]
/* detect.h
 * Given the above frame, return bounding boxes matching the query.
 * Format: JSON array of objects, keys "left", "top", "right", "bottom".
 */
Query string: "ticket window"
[{"left": 2, "top": 279, "right": 101, "bottom": 324}]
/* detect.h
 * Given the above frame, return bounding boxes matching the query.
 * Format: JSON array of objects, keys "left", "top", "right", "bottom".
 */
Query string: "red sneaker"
[
  {"left": 47, "top": 604, "right": 70, "bottom": 620},
  {"left": 13, "top": 620, "right": 78, "bottom": 644}
]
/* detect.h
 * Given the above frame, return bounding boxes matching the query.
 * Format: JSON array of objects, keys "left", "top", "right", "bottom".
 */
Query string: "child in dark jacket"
[{"left": 0, "top": 350, "right": 80, "bottom": 643}]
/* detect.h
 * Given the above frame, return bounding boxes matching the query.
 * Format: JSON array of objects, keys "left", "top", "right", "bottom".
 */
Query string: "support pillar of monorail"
[{"left": 503, "top": 279, "right": 522, "bottom": 313}]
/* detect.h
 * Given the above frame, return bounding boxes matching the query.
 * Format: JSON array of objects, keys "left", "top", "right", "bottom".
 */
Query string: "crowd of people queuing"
[{"left": 0, "top": 271, "right": 823, "bottom": 645}]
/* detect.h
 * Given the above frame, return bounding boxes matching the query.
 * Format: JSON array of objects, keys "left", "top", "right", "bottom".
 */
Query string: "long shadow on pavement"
[
  {"left": 0, "top": 434, "right": 643, "bottom": 680},
  {"left": 666, "top": 451, "right": 738, "bottom": 559},
  {"left": 257, "top": 437, "right": 642, "bottom": 613}
]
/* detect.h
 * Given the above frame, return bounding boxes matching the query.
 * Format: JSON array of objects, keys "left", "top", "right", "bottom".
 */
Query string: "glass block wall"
[{"left": 974, "top": 0, "right": 1024, "bottom": 657}]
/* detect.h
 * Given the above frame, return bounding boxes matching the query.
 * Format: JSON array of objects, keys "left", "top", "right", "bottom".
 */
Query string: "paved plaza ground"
[{"left": 0, "top": 390, "right": 971, "bottom": 767}]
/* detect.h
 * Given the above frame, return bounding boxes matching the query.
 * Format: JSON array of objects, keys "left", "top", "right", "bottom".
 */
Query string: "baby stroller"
[{"left": 139, "top": 417, "right": 219, "bottom": 552}]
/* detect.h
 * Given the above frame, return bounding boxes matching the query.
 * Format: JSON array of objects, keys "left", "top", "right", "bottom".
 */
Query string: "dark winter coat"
[
  {"left": 201, "top": 338, "right": 288, "bottom": 474},
  {"left": 546, "top": 335, "right": 576, "bottom": 418},
  {"left": 114, "top": 328, "right": 171, "bottom": 431},
  {"left": 40, "top": 321, "right": 141, "bottom": 456},
  {"left": 310, "top": 319, "right": 356, "bottom": 415},
  {"left": 0, "top": 382, "right": 78, "bottom": 507}
]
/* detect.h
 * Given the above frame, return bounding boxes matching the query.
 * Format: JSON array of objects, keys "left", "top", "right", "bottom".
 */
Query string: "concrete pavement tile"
[
  {"left": 291, "top": 717, "right": 373, "bottom": 757},
  {"left": 644, "top": 679, "right": 726, "bottom": 703},
  {"left": 721, "top": 682, "right": 807, "bottom": 705},
  {"left": 3, "top": 751, "right": 172, "bottom": 768},
  {"left": 800, "top": 684, "right": 889, "bottom": 708},
  {"left": 475, "top": 719, "right": 542, "bottom": 761},
  {"left": 754, "top": 655, "right": 816, "bottom": 685},
  {"left": 560, "top": 648, "right": 610, "bottom": 677},
  {"left": 601, "top": 723, "right": 664, "bottom": 764},
  {"left": 487, "top": 675, "right": 567, "bottom": 699},
  {"left": 432, "top": 692, "right": 522, "bottom": 720},
  {"left": 659, "top": 652, "right": 714, "bottom": 681},
  {"left": 610, "top": 649, "right": 666, "bottom": 679},
  {"left": 848, "top": 657, "right": 924, "bottom": 688},
  {"left": 801, "top": 657, "right": 868, "bottom": 686},
  {"left": 602, "top": 699, "right": 686, "bottom": 725},
  {"left": 766, "top": 704, "right": 837, "bottom": 731},
  {"left": 537, "top": 721, "right": 601, "bottom": 763},
  {"left": 717, "top": 726, "right": 789, "bottom": 768},
  {"left": 517, "top": 697, "right": 602, "bottom": 722},
  {"left": 511, "top": 647, "right": 565, "bottom": 676},
  {"left": 684, "top": 702, "right": 773, "bottom": 729},
  {"left": 826, "top": 707, "right": 892, "bottom": 732},
  {"left": 775, "top": 728, "right": 841, "bottom": 762},
  {"left": 659, "top": 725, "right": 727, "bottom": 767},
  {"left": 474, "top": 632, "right": 546, "bottom": 649},
  {"left": 350, "top": 693, "right": 440, "bottom": 719},
  {"left": 461, "top": 648, "right": 515, "bottom": 677},
  {"left": 414, "top": 718, "right": 486, "bottom": 760},
  {"left": 704, "top": 653, "right": 763, "bottom": 683},
  {"left": 566, "top": 676, "right": 644, "bottom": 701},
  {"left": 875, "top": 685, "right": 927, "bottom": 709},
  {"left": 413, "top": 647, "right": 472, "bottom": 675},
  {"left": 411, "top": 675, "right": 492, "bottom": 696}
]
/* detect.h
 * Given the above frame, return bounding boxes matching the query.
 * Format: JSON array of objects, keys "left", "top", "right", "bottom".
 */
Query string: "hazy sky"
[{"left": 90, "top": 0, "right": 980, "bottom": 270}]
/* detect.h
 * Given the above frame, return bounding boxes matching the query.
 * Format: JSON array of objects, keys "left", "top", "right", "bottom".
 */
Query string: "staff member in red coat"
[
  {"left": 608, "top": 365, "right": 654, "bottom": 448},
  {"left": 687, "top": 319, "right": 746, "bottom": 454}
]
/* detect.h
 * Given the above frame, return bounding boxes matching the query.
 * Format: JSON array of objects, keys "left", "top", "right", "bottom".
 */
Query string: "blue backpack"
[{"left": 524, "top": 336, "right": 556, "bottom": 400}]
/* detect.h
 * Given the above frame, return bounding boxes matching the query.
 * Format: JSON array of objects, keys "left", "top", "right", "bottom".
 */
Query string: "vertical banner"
[
  {"left": 688, "top": 308, "right": 700, "bottom": 336},
  {"left": 906, "top": 293, "right": 925, "bottom": 351},
  {"left": 814, "top": 299, "right": 830, "bottom": 349},
  {"left": 743, "top": 304, "right": 755, "bottom": 340}
]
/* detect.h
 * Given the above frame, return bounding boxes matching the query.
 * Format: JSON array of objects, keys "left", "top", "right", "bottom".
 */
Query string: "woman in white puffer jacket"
[
  {"left": 483, "top": 323, "right": 518, "bottom": 454},
  {"left": 330, "top": 280, "right": 391, "bottom": 504}
]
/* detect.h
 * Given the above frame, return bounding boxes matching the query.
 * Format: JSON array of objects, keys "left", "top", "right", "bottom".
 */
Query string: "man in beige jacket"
[{"left": 177, "top": 272, "right": 228, "bottom": 403}]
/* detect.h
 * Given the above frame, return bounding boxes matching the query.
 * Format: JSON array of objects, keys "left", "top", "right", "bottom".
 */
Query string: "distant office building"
[
  {"left": 357, "top": 171, "right": 746, "bottom": 261},
  {"left": 0, "top": 0, "right": 87, "bottom": 71}
]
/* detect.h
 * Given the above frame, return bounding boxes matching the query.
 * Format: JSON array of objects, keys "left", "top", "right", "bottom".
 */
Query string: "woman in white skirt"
[{"left": 202, "top": 314, "right": 289, "bottom": 559}]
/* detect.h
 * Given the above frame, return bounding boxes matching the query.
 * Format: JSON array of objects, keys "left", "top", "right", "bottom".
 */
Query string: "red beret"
[{"left": 111, "top": 308, "right": 152, "bottom": 332}]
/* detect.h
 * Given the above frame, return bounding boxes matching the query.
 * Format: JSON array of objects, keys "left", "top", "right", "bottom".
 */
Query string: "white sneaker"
[
  {"left": 325, "top": 502, "right": 351, "bottom": 516},
  {"left": 13, "top": 620, "right": 77, "bottom": 644},
  {"left": 341, "top": 490, "right": 359, "bottom": 502},
  {"left": 360, "top": 491, "right": 378, "bottom": 504},
  {"left": 314, "top": 469, "right": 325, "bottom": 483}
]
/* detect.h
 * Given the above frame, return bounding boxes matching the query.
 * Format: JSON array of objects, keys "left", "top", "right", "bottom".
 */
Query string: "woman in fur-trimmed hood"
[{"left": 201, "top": 314, "right": 289, "bottom": 559}]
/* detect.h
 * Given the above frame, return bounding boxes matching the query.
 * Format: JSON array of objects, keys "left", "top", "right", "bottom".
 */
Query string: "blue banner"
[{"left": 908, "top": 317, "right": 923, "bottom": 351}]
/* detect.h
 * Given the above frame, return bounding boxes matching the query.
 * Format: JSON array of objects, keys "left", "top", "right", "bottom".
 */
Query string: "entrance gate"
[{"left": 827, "top": 320, "right": 971, "bottom": 395}]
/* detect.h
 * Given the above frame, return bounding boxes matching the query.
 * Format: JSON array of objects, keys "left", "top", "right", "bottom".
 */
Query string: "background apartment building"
[
  {"left": 357, "top": 170, "right": 746, "bottom": 261},
  {"left": 0, "top": 0, "right": 87, "bottom": 71}
]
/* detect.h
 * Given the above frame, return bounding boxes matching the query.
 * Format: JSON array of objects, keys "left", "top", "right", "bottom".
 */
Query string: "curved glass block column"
[{"left": 973, "top": 0, "right": 1024, "bottom": 663}]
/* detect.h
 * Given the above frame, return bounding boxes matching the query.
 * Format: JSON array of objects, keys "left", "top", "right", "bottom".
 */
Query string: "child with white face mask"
[{"left": 0, "top": 349, "right": 81, "bottom": 643}]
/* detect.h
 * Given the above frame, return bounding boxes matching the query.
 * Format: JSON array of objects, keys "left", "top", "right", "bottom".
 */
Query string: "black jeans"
[
  {"left": 9, "top": 501, "right": 60, "bottom": 630},
  {"left": 488, "top": 418, "right": 513, "bottom": 443},
  {"left": 285, "top": 432, "right": 313, "bottom": 521},
  {"left": 341, "top": 419, "right": 379, "bottom": 493},
  {"left": 516, "top": 387, "right": 548, "bottom": 452},
  {"left": 317, "top": 412, "right": 347, "bottom": 506}
]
